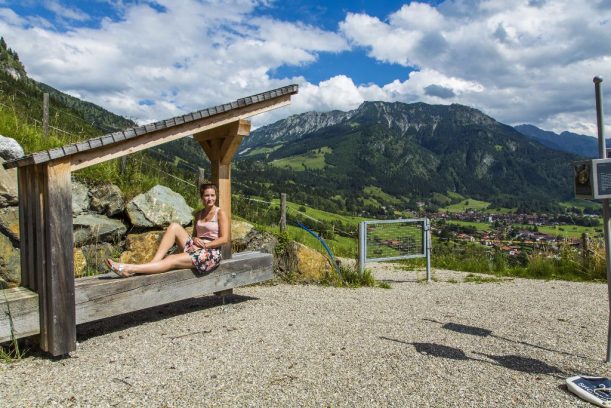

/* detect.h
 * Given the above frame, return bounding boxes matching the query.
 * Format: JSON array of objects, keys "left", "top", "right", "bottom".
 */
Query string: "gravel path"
[{"left": 1, "top": 265, "right": 611, "bottom": 407}]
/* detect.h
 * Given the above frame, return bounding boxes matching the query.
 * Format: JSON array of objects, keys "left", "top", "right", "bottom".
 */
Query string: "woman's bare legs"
[
  {"left": 108, "top": 253, "right": 194, "bottom": 275},
  {"left": 151, "top": 222, "right": 191, "bottom": 262}
]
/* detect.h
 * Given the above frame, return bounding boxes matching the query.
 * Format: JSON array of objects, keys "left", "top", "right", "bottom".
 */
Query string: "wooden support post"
[
  {"left": 212, "top": 162, "right": 232, "bottom": 260},
  {"left": 280, "top": 193, "right": 287, "bottom": 233},
  {"left": 40, "top": 160, "right": 75, "bottom": 356},
  {"left": 43, "top": 93, "right": 49, "bottom": 138}
]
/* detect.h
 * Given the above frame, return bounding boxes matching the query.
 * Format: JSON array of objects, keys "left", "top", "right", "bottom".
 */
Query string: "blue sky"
[{"left": 1, "top": 0, "right": 610, "bottom": 135}]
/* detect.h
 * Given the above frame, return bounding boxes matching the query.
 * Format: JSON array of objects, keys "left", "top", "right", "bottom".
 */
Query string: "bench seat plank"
[{"left": 0, "top": 251, "right": 273, "bottom": 343}]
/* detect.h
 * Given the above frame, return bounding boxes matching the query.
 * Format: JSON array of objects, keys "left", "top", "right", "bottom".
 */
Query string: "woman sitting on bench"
[{"left": 106, "top": 183, "right": 228, "bottom": 278}]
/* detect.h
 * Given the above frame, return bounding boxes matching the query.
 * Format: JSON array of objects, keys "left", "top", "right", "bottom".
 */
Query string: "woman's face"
[{"left": 202, "top": 188, "right": 217, "bottom": 207}]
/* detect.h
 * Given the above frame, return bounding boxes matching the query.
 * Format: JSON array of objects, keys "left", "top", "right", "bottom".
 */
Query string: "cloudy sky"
[{"left": 1, "top": 0, "right": 610, "bottom": 135}]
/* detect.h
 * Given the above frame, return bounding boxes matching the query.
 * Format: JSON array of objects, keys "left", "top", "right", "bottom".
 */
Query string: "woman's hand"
[{"left": 192, "top": 237, "right": 208, "bottom": 249}]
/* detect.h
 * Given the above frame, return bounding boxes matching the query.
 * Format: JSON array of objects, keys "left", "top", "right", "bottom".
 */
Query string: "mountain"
[
  {"left": 238, "top": 101, "right": 579, "bottom": 213},
  {"left": 514, "top": 124, "right": 602, "bottom": 158}
]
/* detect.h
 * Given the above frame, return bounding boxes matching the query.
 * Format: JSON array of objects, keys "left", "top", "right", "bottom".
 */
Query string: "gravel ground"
[{"left": 1, "top": 264, "right": 611, "bottom": 407}]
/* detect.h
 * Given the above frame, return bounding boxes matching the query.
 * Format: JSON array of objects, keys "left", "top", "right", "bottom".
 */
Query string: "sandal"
[{"left": 105, "top": 258, "right": 135, "bottom": 278}]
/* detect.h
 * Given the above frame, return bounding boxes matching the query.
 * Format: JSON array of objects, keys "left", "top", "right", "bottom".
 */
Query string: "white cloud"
[{"left": 0, "top": 0, "right": 610, "bottom": 137}]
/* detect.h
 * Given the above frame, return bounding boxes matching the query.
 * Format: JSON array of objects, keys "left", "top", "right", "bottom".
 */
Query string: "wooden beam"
[
  {"left": 211, "top": 162, "right": 232, "bottom": 259},
  {"left": 70, "top": 96, "right": 289, "bottom": 171},
  {"left": 0, "top": 252, "right": 273, "bottom": 343},
  {"left": 41, "top": 160, "right": 75, "bottom": 356},
  {"left": 193, "top": 119, "right": 251, "bottom": 143}
]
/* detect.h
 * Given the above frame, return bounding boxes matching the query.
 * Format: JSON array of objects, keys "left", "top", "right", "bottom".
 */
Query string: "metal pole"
[
  {"left": 280, "top": 193, "right": 287, "bottom": 233},
  {"left": 594, "top": 76, "right": 611, "bottom": 363},
  {"left": 42, "top": 93, "right": 49, "bottom": 138},
  {"left": 425, "top": 218, "right": 432, "bottom": 283},
  {"left": 358, "top": 222, "right": 366, "bottom": 275}
]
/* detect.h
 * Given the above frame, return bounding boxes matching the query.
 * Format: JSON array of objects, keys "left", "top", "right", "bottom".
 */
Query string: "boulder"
[
  {"left": 119, "top": 231, "right": 164, "bottom": 264},
  {"left": 72, "top": 180, "right": 90, "bottom": 216},
  {"left": 73, "top": 248, "right": 88, "bottom": 277},
  {"left": 0, "top": 232, "right": 20, "bottom": 286},
  {"left": 0, "top": 135, "right": 24, "bottom": 160},
  {"left": 277, "top": 241, "right": 332, "bottom": 282},
  {"left": 232, "top": 219, "right": 254, "bottom": 240},
  {"left": 0, "top": 206, "right": 19, "bottom": 242},
  {"left": 0, "top": 157, "right": 18, "bottom": 208},
  {"left": 73, "top": 214, "right": 127, "bottom": 247},
  {"left": 126, "top": 185, "right": 193, "bottom": 228},
  {"left": 233, "top": 229, "right": 278, "bottom": 254},
  {"left": 81, "top": 243, "right": 116, "bottom": 275},
  {"left": 89, "top": 183, "right": 124, "bottom": 217}
]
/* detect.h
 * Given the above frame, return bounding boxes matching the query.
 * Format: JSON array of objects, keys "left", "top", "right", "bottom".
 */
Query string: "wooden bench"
[{"left": 0, "top": 251, "right": 272, "bottom": 344}]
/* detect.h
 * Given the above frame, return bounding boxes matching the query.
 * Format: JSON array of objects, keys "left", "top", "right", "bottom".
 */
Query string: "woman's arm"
[
  {"left": 192, "top": 210, "right": 200, "bottom": 237},
  {"left": 204, "top": 208, "right": 229, "bottom": 248}
]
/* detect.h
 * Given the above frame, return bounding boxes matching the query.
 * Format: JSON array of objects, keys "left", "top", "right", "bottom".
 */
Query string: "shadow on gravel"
[
  {"left": 77, "top": 294, "right": 258, "bottom": 341},
  {"left": 423, "top": 319, "right": 590, "bottom": 360},
  {"left": 380, "top": 336, "right": 566, "bottom": 378}
]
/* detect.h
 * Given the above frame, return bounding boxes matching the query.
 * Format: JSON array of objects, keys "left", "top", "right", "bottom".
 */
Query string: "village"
[{"left": 429, "top": 208, "right": 602, "bottom": 257}]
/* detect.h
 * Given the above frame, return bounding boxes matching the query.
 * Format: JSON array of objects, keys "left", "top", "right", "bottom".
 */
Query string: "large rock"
[
  {"left": 0, "top": 206, "right": 19, "bottom": 242},
  {"left": 0, "top": 135, "right": 24, "bottom": 160},
  {"left": 73, "top": 248, "right": 88, "bottom": 278},
  {"left": 73, "top": 214, "right": 127, "bottom": 246},
  {"left": 277, "top": 241, "right": 332, "bottom": 282},
  {"left": 72, "top": 180, "right": 90, "bottom": 216},
  {"left": 233, "top": 229, "right": 278, "bottom": 254},
  {"left": 0, "top": 157, "right": 18, "bottom": 208},
  {"left": 90, "top": 183, "right": 124, "bottom": 217},
  {"left": 0, "top": 232, "right": 20, "bottom": 287},
  {"left": 119, "top": 231, "right": 164, "bottom": 264},
  {"left": 126, "top": 185, "right": 193, "bottom": 228}
]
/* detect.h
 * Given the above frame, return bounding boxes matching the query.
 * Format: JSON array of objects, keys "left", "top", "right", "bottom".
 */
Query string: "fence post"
[
  {"left": 119, "top": 156, "right": 127, "bottom": 175},
  {"left": 197, "top": 167, "right": 205, "bottom": 187},
  {"left": 425, "top": 217, "right": 432, "bottom": 283},
  {"left": 280, "top": 193, "right": 286, "bottom": 233},
  {"left": 358, "top": 222, "right": 366, "bottom": 275},
  {"left": 43, "top": 93, "right": 49, "bottom": 138}
]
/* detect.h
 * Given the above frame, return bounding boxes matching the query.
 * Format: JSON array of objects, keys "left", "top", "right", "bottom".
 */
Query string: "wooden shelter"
[{"left": 0, "top": 84, "right": 298, "bottom": 356}]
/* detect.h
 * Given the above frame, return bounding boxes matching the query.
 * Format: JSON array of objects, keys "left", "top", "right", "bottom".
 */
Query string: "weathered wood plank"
[
  {"left": 42, "top": 160, "right": 75, "bottom": 355},
  {"left": 0, "top": 287, "right": 39, "bottom": 343},
  {"left": 18, "top": 166, "right": 33, "bottom": 289},
  {"left": 0, "top": 252, "right": 273, "bottom": 343}
]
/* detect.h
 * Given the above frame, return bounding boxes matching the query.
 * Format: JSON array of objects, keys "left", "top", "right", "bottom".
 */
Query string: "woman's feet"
[{"left": 105, "top": 258, "right": 135, "bottom": 278}]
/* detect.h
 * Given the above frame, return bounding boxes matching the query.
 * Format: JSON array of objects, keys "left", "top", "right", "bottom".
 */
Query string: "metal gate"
[{"left": 358, "top": 218, "right": 431, "bottom": 282}]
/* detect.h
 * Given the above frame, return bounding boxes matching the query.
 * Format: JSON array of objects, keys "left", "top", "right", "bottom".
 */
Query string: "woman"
[{"left": 106, "top": 183, "right": 228, "bottom": 278}]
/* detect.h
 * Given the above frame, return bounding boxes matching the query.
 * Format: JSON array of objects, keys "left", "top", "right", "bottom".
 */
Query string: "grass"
[
  {"left": 0, "top": 290, "right": 27, "bottom": 362},
  {"left": 256, "top": 223, "right": 357, "bottom": 258},
  {"left": 321, "top": 264, "right": 391, "bottom": 289},
  {"left": 363, "top": 185, "right": 403, "bottom": 206},
  {"left": 442, "top": 198, "right": 490, "bottom": 212},
  {"left": 270, "top": 147, "right": 332, "bottom": 171},
  {"left": 463, "top": 273, "right": 507, "bottom": 284}
]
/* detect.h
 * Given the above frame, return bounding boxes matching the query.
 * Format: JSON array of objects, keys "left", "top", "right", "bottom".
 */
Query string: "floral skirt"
[{"left": 184, "top": 238, "right": 222, "bottom": 275}]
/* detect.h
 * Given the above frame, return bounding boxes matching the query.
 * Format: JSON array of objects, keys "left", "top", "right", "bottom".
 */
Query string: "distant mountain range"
[
  {"left": 514, "top": 124, "right": 603, "bottom": 158},
  {"left": 237, "top": 101, "right": 580, "bottom": 213}
]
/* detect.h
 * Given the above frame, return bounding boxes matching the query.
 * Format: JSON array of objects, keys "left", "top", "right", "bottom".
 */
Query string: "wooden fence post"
[
  {"left": 43, "top": 93, "right": 49, "bottom": 138},
  {"left": 197, "top": 167, "right": 205, "bottom": 188},
  {"left": 119, "top": 156, "right": 127, "bottom": 175},
  {"left": 280, "top": 193, "right": 287, "bottom": 233}
]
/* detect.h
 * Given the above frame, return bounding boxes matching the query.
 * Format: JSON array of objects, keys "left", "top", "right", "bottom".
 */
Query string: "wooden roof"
[{"left": 4, "top": 84, "right": 298, "bottom": 170}]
